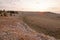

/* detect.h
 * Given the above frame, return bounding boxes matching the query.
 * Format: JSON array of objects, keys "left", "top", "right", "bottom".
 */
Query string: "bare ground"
[{"left": 0, "top": 17, "right": 57, "bottom": 40}]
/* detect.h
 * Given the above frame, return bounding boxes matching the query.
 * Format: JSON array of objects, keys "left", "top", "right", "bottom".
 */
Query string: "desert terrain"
[{"left": 0, "top": 10, "right": 60, "bottom": 40}]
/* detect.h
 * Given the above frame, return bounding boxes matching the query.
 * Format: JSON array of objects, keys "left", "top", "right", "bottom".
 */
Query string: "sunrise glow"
[{"left": 0, "top": 0, "right": 60, "bottom": 13}]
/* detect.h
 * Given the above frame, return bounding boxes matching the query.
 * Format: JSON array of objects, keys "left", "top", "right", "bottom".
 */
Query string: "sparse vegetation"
[
  {"left": 22, "top": 12, "right": 60, "bottom": 39},
  {"left": 0, "top": 10, "right": 18, "bottom": 16}
]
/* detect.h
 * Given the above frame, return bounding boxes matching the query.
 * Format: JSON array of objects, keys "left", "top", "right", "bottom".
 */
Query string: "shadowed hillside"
[{"left": 21, "top": 11, "right": 60, "bottom": 39}]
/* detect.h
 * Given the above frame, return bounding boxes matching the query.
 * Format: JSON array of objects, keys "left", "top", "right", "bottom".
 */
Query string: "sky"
[{"left": 0, "top": 0, "right": 60, "bottom": 13}]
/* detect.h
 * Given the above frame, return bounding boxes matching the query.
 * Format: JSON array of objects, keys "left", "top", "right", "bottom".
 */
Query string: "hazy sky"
[{"left": 0, "top": 0, "right": 60, "bottom": 13}]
